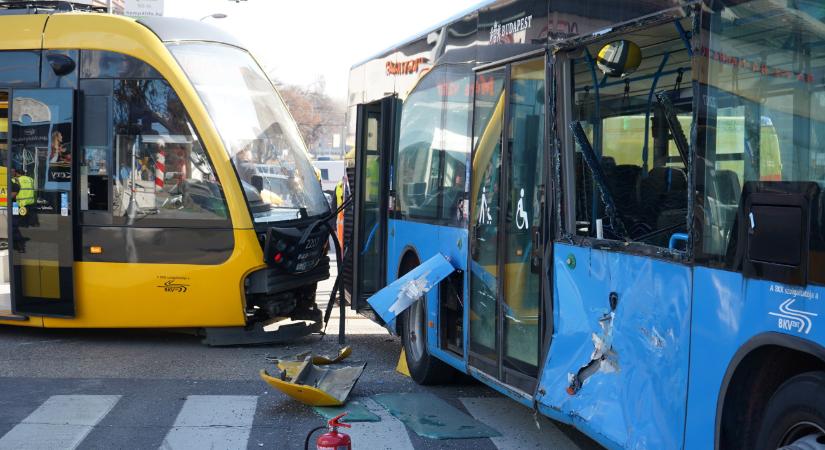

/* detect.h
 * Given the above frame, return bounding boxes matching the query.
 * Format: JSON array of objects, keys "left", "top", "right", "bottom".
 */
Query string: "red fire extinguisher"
[{"left": 315, "top": 413, "right": 351, "bottom": 450}]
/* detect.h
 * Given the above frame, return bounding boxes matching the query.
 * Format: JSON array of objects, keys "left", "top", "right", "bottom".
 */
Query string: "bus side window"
[
  {"left": 394, "top": 66, "right": 472, "bottom": 225},
  {"left": 569, "top": 21, "right": 692, "bottom": 248},
  {"left": 396, "top": 68, "right": 444, "bottom": 221}
]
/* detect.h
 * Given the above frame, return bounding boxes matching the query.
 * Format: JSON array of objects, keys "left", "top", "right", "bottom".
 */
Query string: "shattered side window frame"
[{"left": 553, "top": 9, "right": 700, "bottom": 263}]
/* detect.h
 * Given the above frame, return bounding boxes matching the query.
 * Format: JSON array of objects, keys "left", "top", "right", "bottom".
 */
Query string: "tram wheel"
[
  {"left": 755, "top": 371, "right": 825, "bottom": 450},
  {"left": 400, "top": 297, "right": 454, "bottom": 385}
]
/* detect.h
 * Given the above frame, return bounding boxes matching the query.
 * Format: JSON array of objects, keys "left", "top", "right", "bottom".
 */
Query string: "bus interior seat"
[
  {"left": 713, "top": 169, "right": 741, "bottom": 206},
  {"left": 639, "top": 167, "right": 688, "bottom": 218},
  {"left": 605, "top": 163, "right": 644, "bottom": 232}
]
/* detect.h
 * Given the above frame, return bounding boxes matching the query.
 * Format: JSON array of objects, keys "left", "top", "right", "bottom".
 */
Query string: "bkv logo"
[
  {"left": 158, "top": 278, "right": 189, "bottom": 293},
  {"left": 769, "top": 298, "right": 818, "bottom": 334}
]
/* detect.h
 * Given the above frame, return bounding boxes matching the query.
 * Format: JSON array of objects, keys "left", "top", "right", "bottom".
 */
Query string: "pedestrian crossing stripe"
[
  {"left": 0, "top": 395, "right": 121, "bottom": 450},
  {"left": 0, "top": 394, "right": 585, "bottom": 450}
]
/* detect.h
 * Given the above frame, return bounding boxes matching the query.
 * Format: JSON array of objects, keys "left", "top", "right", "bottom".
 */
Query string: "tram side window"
[
  {"left": 111, "top": 79, "right": 228, "bottom": 224},
  {"left": 0, "top": 51, "right": 40, "bottom": 87},
  {"left": 395, "top": 65, "right": 472, "bottom": 225},
  {"left": 701, "top": 3, "right": 825, "bottom": 260},
  {"left": 569, "top": 20, "right": 693, "bottom": 248}
]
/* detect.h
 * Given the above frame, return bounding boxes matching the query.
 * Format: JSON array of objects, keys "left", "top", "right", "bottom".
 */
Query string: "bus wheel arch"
[{"left": 717, "top": 333, "right": 825, "bottom": 450}]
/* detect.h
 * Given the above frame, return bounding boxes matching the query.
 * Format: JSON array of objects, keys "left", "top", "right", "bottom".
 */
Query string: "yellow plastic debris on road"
[
  {"left": 267, "top": 346, "right": 353, "bottom": 379},
  {"left": 260, "top": 357, "right": 366, "bottom": 407},
  {"left": 396, "top": 349, "right": 410, "bottom": 377}
]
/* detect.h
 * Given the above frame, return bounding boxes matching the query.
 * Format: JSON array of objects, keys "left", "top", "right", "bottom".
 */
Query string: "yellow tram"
[{"left": 0, "top": 4, "right": 331, "bottom": 343}]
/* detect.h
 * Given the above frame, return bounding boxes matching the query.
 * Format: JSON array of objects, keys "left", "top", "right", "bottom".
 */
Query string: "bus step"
[{"left": 202, "top": 320, "right": 323, "bottom": 346}]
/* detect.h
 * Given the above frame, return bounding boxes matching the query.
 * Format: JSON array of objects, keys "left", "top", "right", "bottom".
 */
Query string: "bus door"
[
  {"left": 8, "top": 88, "right": 76, "bottom": 317},
  {"left": 350, "top": 96, "right": 398, "bottom": 311},
  {"left": 469, "top": 57, "right": 548, "bottom": 394}
]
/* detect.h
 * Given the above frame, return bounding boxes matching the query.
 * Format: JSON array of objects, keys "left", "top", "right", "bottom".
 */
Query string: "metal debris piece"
[{"left": 260, "top": 358, "right": 366, "bottom": 406}]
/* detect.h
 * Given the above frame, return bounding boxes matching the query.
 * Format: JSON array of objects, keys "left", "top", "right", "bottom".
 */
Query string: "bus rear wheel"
[
  {"left": 400, "top": 298, "right": 454, "bottom": 385},
  {"left": 756, "top": 371, "right": 825, "bottom": 450}
]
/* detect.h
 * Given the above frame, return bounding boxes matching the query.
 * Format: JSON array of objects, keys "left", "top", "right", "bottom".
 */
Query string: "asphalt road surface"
[{"left": 0, "top": 259, "right": 602, "bottom": 450}]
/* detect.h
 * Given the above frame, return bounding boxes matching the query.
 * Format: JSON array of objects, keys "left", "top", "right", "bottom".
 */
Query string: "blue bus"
[{"left": 343, "top": 0, "right": 825, "bottom": 448}]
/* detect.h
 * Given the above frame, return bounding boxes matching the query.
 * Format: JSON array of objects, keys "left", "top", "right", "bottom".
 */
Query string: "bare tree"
[{"left": 275, "top": 76, "right": 346, "bottom": 155}]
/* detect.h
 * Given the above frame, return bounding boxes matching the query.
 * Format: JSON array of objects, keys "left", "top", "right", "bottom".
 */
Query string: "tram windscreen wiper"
[
  {"left": 568, "top": 121, "right": 628, "bottom": 240},
  {"left": 655, "top": 92, "right": 689, "bottom": 167}
]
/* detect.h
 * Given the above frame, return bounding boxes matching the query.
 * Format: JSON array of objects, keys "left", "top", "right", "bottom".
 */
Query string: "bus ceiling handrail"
[
  {"left": 642, "top": 51, "right": 670, "bottom": 173},
  {"left": 584, "top": 48, "right": 602, "bottom": 229},
  {"left": 674, "top": 20, "right": 693, "bottom": 57}
]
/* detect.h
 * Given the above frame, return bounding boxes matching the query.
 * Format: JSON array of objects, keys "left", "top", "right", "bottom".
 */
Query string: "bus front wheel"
[
  {"left": 400, "top": 298, "right": 454, "bottom": 385},
  {"left": 756, "top": 371, "right": 825, "bottom": 450}
]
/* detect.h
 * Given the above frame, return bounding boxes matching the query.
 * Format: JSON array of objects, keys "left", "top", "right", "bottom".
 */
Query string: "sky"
[{"left": 163, "top": 0, "right": 482, "bottom": 100}]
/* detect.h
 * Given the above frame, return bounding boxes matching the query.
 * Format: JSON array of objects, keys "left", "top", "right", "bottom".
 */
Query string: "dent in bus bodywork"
[
  {"left": 536, "top": 243, "right": 691, "bottom": 449},
  {"left": 367, "top": 253, "right": 456, "bottom": 332}
]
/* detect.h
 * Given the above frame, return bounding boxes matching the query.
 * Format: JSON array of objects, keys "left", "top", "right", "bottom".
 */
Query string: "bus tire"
[
  {"left": 400, "top": 297, "right": 454, "bottom": 385},
  {"left": 755, "top": 371, "right": 825, "bottom": 450}
]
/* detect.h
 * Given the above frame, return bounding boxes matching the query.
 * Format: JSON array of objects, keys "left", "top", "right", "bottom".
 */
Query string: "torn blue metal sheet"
[
  {"left": 367, "top": 253, "right": 456, "bottom": 329},
  {"left": 373, "top": 393, "right": 500, "bottom": 439},
  {"left": 536, "top": 243, "right": 692, "bottom": 449}
]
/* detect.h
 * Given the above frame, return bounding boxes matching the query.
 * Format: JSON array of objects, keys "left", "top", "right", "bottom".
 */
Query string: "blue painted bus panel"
[
  {"left": 684, "top": 267, "right": 825, "bottom": 449},
  {"left": 536, "top": 243, "right": 692, "bottom": 449},
  {"left": 366, "top": 253, "right": 456, "bottom": 331}
]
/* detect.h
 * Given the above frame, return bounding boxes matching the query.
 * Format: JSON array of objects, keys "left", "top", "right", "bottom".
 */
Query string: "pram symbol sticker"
[{"left": 478, "top": 187, "right": 493, "bottom": 225}]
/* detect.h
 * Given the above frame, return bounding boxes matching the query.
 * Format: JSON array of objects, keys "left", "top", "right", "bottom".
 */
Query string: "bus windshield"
[{"left": 169, "top": 42, "right": 328, "bottom": 222}]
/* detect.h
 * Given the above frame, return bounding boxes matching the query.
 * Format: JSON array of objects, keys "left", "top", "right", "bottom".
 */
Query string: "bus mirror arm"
[
  {"left": 655, "top": 92, "right": 689, "bottom": 167},
  {"left": 569, "top": 121, "right": 629, "bottom": 240}
]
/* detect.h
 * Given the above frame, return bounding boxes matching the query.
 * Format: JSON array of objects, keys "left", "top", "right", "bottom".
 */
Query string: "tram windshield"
[{"left": 169, "top": 42, "right": 328, "bottom": 222}]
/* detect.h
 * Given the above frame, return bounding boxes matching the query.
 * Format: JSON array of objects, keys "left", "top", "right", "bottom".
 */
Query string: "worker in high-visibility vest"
[
  {"left": 10, "top": 166, "right": 36, "bottom": 252},
  {"left": 335, "top": 176, "right": 347, "bottom": 246},
  {"left": 11, "top": 167, "right": 35, "bottom": 211}
]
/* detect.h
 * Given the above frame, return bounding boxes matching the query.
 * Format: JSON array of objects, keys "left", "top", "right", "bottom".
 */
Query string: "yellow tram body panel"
[
  {"left": 0, "top": 14, "right": 47, "bottom": 50},
  {"left": 44, "top": 230, "right": 265, "bottom": 328}
]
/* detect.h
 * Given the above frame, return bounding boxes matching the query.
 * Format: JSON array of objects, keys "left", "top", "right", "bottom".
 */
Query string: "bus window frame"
[
  {"left": 392, "top": 63, "right": 474, "bottom": 228},
  {"left": 555, "top": 13, "right": 698, "bottom": 264}
]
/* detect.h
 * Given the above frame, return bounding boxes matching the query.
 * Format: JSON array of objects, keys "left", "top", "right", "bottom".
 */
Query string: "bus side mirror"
[
  {"left": 596, "top": 40, "right": 642, "bottom": 77},
  {"left": 252, "top": 175, "right": 264, "bottom": 192}
]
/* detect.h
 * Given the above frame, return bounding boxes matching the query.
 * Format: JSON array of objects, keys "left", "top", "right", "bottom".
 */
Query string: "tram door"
[
  {"left": 350, "top": 96, "right": 398, "bottom": 311},
  {"left": 9, "top": 89, "right": 76, "bottom": 317},
  {"left": 469, "top": 57, "right": 547, "bottom": 393}
]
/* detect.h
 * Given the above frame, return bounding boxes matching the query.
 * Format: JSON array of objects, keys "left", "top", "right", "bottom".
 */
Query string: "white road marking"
[
  {"left": 461, "top": 397, "right": 580, "bottom": 450},
  {"left": 0, "top": 394, "right": 121, "bottom": 450},
  {"left": 159, "top": 395, "right": 258, "bottom": 450},
  {"left": 346, "top": 398, "right": 414, "bottom": 450}
]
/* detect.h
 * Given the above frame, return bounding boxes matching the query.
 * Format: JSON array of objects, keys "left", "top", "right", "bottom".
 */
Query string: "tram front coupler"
[{"left": 202, "top": 221, "right": 333, "bottom": 346}]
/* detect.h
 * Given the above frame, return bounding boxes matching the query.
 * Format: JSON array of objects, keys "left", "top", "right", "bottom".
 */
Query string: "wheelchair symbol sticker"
[{"left": 516, "top": 188, "right": 529, "bottom": 230}]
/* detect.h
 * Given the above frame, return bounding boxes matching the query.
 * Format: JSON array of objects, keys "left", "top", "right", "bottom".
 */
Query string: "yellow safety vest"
[
  {"left": 335, "top": 181, "right": 344, "bottom": 208},
  {"left": 15, "top": 175, "right": 35, "bottom": 207}
]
